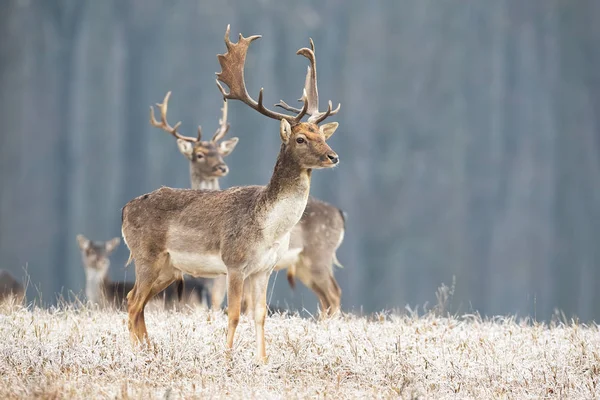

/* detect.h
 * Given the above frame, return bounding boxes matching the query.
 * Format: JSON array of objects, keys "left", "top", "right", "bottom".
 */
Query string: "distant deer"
[
  {"left": 152, "top": 93, "right": 346, "bottom": 316},
  {"left": 121, "top": 25, "right": 340, "bottom": 361},
  {"left": 77, "top": 234, "right": 135, "bottom": 307},
  {"left": 76, "top": 234, "right": 203, "bottom": 308},
  {"left": 149, "top": 92, "right": 238, "bottom": 310},
  {"left": 0, "top": 270, "right": 25, "bottom": 304}
]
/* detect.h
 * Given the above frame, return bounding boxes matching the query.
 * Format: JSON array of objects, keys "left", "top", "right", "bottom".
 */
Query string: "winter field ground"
[{"left": 1, "top": 301, "right": 600, "bottom": 399}]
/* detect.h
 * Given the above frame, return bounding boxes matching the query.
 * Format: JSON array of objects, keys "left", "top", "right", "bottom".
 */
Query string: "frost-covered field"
[{"left": 1, "top": 304, "right": 599, "bottom": 399}]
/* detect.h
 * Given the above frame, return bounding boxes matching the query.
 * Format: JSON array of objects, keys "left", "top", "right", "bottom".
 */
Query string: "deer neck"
[
  {"left": 261, "top": 145, "right": 312, "bottom": 239},
  {"left": 190, "top": 163, "right": 220, "bottom": 190},
  {"left": 84, "top": 267, "right": 108, "bottom": 304}
]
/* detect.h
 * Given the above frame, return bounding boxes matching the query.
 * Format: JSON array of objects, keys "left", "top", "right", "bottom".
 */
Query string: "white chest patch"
[
  {"left": 85, "top": 268, "right": 107, "bottom": 304},
  {"left": 265, "top": 195, "right": 307, "bottom": 240},
  {"left": 168, "top": 250, "right": 227, "bottom": 278}
]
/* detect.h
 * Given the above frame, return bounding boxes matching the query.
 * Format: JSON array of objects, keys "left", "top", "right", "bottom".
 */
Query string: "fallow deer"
[
  {"left": 150, "top": 93, "right": 237, "bottom": 309},
  {"left": 152, "top": 93, "right": 346, "bottom": 316},
  {"left": 0, "top": 270, "right": 25, "bottom": 304},
  {"left": 77, "top": 234, "right": 202, "bottom": 308},
  {"left": 77, "top": 234, "right": 132, "bottom": 307},
  {"left": 121, "top": 25, "right": 340, "bottom": 361}
]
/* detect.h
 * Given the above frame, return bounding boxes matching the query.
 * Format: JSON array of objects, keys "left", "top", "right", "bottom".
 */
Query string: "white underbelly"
[{"left": 168, "top": 250, "right": 227, "bottom": 278}]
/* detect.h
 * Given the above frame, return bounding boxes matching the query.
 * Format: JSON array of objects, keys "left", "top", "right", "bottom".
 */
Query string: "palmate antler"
[
  {"left": 150, "top": 92, "right": 231, "bottom": 144},
  {"left": 276, "top": 39, "right": 341, "bottom": 124},
  {"left": 216, "top": 25, "right": 339, "bottom": 125}
]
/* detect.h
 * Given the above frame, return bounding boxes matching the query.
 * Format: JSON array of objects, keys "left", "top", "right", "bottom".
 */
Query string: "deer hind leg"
[
  {"left": 328, "top": 274, "right": 342, "bottom": 315},
  {"left": 127, "top": 254, "right": 176, "bottom": 345},
  {"left": 240, "top": 280, "right": 253, "bottom": 315},
  {"left": 225, "top": 270, "right": 244, "bottom": 350},
  {"left": 247, "top": 271, "right": 270, "bottom": 362},
  {"left": 210, "top": 275, "right": 227, "bottom": 310},
  {"left": 312, "top": 272, "right": 342, "bottom": 318}
]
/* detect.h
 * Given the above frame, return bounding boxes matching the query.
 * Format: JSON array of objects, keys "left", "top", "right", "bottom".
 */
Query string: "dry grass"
[{"left": 1, "top": 303, "right": 599, "bottom": 399}]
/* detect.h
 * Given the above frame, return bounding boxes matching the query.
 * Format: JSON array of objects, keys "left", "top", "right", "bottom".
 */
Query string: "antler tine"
[
  {"left": 275, "top": 99, "right": 304, "bottom": 114},
  {"left": 196, "top": 125, "right": 203, "bottom": 141},
  {"left": 216, "top": 25, "right": 305, "bottom": 124},
  {"left": 212, "top": 99, "right": 231, "bottom": 142},
  {"left": 149, "top": 91, "right": 197, "bottom": 143},
  {"left": 296, "top": 48, "right": 319, "bottom": 116},
  {"left": 293, "top": 89, "right": 309, "bottom": 123},
  {"left": 296, "top": 39, "right": 341, "bottom": 124}
]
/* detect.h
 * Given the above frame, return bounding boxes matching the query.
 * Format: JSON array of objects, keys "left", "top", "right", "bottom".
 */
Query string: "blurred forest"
[{"left": 2, "top": 0, "right": 600, "bottom": 321}]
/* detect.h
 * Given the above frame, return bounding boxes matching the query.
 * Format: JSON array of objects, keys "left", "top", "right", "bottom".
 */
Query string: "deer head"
[
  {"left": 150, "top": 93, "right": 239, "bottom": 181},
  {"left": 216, "top": 25, "right": 340, "bottom": 171},
  {"left": 76, "top": 234, "right": 120, "bottom": 277}
]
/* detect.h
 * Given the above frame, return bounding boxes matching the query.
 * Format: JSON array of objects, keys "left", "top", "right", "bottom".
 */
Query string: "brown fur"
[
  {"left": 0, "top": 270, "right": 25, "bottom": 304},
  {"left": 77, "top": 234, "right": 204, "bottom": 309},
  {"left": 278, "top": 198, "right": 345, "bottom": 316},
  {"left": 122, "top": 121, "right": 339, "bottom": 360}
]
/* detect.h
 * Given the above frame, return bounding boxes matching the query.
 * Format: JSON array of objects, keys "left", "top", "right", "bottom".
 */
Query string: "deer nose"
[
  {"left": 214, "top": 164, "right": 228, "bottom": 174},
  {"left": 327, "top": 153, "right": 339, "bottom": 164}
]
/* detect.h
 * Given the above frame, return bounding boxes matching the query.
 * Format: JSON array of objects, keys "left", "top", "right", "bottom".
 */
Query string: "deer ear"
[
  {"left": 76, "top": 234, "right": 90, "bottom": 250},
  {"left": 280, "top": 119, "right": 292, "bottom": 143},
  {"left": 105, "top": 237, "right": 121, "bottom": 254},
  {"left": 176, "top": 139, "right": 194, "bottom": 159},
  {"left": 320, "top": 122, "right": 339, "bottom": 140},
  {"left": 219, "top": 137, "right": 239, "bottom": 156}
]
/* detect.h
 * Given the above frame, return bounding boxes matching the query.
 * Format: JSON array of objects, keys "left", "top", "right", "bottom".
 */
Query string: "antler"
[
  {"left": 212, "top": 99, "right": 231, "bottom": 142},
  {"left": 150, "top": 91, "right": 198, "bottom": 143},
  {"left": 276, "top": 38, "right": 341, "bottom": 124},
  {"left": 216, "top": 25, "right": 308, "bottom": 124}
]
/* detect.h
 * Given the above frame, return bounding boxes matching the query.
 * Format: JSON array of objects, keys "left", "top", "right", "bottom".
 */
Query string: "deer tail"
[{"left": 332, "top": 253, "right": 344, "bottom": 269}]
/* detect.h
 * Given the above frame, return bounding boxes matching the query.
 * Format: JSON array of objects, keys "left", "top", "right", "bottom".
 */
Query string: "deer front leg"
[
  {"left": 247, "top": 271, "right": 270, "bottom": 363},
  {"left": 225, "top": 270, "right": 244, "bottom": 349}
]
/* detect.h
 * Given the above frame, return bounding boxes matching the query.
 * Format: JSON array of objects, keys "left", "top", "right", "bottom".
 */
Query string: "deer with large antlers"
[
  {"left": 122, "top": 25, "right": 340, "bottom": 361},
  {"left": 211, "top": 39, "right": 346, "bottom": 316},
  {"left": 152, "top": 91, "right": 346, "bottom": 316}
]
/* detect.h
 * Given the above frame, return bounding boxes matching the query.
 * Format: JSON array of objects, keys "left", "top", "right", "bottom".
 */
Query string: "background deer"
[
  {"left": 153, "top": 92, "right": 346, "bottom": 316},
  {"left": 121, "top": 25, "right": 340, "bottom": 361},
  {"left": 150, "top": 92, "right": 237, "bottom": 310},
  {"left": 77, "top": 234, "right": 130, "bottom": 307},
  {"left": 77, "top": 234, "right": 204, "bottom": 308},
  {"left": 0, "top": 270, "right": 25, "bottom": 304}
]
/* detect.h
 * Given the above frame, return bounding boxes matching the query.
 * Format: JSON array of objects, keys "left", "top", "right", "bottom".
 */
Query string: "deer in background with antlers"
[
  {"left": 152, "top": 91, "right": 345, "bottom": 317},
  {"left": 150, "top": 92, "right": 238, "bottom": 308},
  {"left": 121, "top": 25, "right": 340, "bottom": 361}
]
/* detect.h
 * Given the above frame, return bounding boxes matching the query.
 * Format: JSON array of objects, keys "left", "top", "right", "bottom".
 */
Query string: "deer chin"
[
  {"left": 312, "top": 161, "right": 339, "bottom": 169},
  {"left": 210, "top": 170, "right": 228, "bottom": 178}
]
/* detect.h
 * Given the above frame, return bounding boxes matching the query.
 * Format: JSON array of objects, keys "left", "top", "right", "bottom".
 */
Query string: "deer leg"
[
  {"left": 127, "top": 255, "right": 176, "bottom": 345},
  {"left": 241, "top": 280, "right": 253, "bottom": 315},
  {"left": 225, "top": 270, "right": 244, "bottom": 349},
  {"left": 310, "top": 282, "right": 331, "bottom": 318},
  {"left": 327, "top": 274, "right": 342, "bottom": 316},
  {"left": 211, "top": 275, "right": 227, "bottom": 310},
  {"left": 248, "top": 271, "right": 270, "bottom": 362},
  {"left": 127, "top": 280, "right": 154, "bottom": 345}
]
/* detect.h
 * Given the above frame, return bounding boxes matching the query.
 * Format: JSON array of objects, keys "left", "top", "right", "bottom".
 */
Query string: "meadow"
[{"left": 1, "top": 302, "right": 599, "bottom": 399}]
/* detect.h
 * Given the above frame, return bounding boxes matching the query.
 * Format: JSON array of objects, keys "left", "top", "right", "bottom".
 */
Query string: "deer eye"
[
  {"left": 195, "top": 153, "right": 204, "bottom": 159},
  {"left": 296, "top": 137, "right": 305, "bottom": 144}
]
